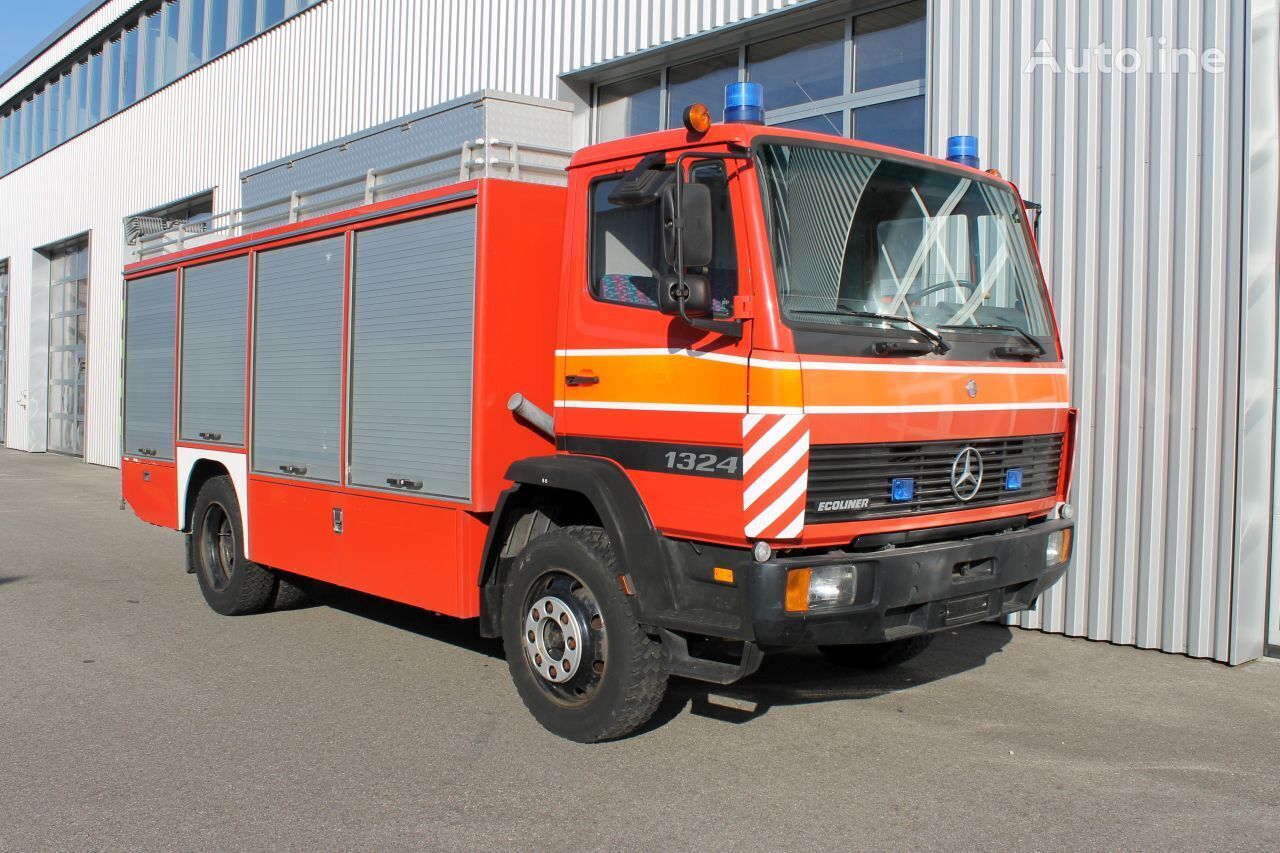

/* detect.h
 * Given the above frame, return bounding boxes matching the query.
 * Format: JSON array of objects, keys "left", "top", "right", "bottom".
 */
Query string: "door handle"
[
  {"left": 565, "top": 374, "right": 600, "bottom": 387},
  {"left": 386, "top": 477, "right": 423, "bottom": 491},
  {"left": 198, "top": 431, "right": 222, "bottom": 441}
]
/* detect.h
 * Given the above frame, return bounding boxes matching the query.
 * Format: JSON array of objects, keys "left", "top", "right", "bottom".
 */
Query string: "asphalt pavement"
[{"left": 1, "top": 448, "right": 1277, "bottom": 850}]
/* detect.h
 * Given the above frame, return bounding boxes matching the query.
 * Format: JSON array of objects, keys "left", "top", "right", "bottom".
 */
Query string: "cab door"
[{"left": 558, "top": 158, "right": 753, "bottom": 544}]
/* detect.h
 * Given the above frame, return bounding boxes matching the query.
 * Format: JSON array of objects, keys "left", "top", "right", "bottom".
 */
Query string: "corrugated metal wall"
[
  {"left": 0, "top": 0, "right": 804, "bottom": 466},
  {"left": 931, "top": 0, "right": 1270, "bottom": 662}
]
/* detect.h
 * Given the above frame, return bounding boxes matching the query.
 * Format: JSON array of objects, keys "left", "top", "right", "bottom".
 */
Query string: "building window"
[
  {"left": 853, "top": 1, "right": 927, "bottom": 91},
  {"left": 852, "top": 94, "right": 925, "bottom": 152},
  {"left": 592, "top": 1, "right": 927, "bottom": 154},
  {"left": 125, "top": 191, "right": 216, "bottom": 258},
  {"left": 596, "top": 74, "right": 661, "bottom": 142},
  {"left": 667, "top": 51, "right": 739, "bottom": 128},
  {"left": 747, "top": 22, "right": 846, "bottom": 111},
  {"left": 0, "top": 0, "right": 322, "bottom": 176}
]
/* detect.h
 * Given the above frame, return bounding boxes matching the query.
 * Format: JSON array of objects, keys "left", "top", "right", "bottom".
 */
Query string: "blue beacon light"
[
  {"left": 1005, "top": 468, "right": 1023, "bottom": 491},
  {"left": 946, "top": 135, "right": 980, "bottom": 169},
  {"left": 890, "top": 478, "right": 915, "bottom": 503},
  {"left": 725, "top": 82, "right": 765, "bottom": 124}
]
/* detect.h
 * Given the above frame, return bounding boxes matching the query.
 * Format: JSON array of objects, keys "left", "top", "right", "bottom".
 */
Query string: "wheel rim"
[
  {"left": 199, "top": 502, "right": 236, "bottom": 592},
  {"left": 521, "top": 571, "right": 606, "bottom": 706}
]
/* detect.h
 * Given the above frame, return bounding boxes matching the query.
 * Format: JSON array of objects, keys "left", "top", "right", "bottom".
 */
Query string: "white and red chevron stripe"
[{"left": 742, "top": 412, "right": 810, "bottom": 541}]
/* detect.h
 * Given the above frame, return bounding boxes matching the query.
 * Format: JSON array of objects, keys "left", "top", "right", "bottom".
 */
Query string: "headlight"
[
  {"left": 785, "top": 564, "right": 857, "bottom": 612},
  {"left": 1046, "top": 529, "right": 1073, "bottom": 565}
]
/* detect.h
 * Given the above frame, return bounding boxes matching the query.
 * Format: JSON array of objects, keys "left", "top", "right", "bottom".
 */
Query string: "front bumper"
[
  {"left": 655, "top": 518, "right": 1072, "bottom": 649},
  {"left": 746, "top": 519, "right": 1072, "bottom": 647}
]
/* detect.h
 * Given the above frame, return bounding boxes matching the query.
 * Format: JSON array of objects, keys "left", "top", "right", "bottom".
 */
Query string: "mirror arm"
[{"left": 670, "top": 150, "right": 753, "bottom": 337}]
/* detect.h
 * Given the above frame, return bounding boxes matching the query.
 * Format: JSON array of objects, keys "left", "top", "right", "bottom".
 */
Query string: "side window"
[{"left": 589, "top": 162, "right": 738, "bottom": 317}]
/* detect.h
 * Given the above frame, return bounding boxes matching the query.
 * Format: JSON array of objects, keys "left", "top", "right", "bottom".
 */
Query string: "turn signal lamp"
[
  {"left": 683, "top": 103, "right": 712, "bottom": 134},
  {"left": 785, "top": 565, "right": 858, "bottom": 612},
  {"left": 1046, "top": 529, "right": 1073, "bottom": 566},
  {"left": 725, "top": 81, "right": 765, "bottom": 124}
]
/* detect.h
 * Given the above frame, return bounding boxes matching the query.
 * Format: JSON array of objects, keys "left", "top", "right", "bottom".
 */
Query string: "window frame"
[
  {"left": 589, "top": 0, "right": 928, "bottom": 153},
  {"left": 585, "top": 161, "right": 741, "bottom": 318}
]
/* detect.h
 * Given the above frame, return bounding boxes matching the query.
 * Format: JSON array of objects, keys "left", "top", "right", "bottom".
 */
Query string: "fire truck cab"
[{"left": 122, "top": 98, "right": 1074, "bottom": 742}]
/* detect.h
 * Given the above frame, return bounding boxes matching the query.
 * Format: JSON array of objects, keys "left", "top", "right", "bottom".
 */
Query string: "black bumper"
[
  {"left": 654, "top": 518, "right": 1072, "bottom": 649},
  {"left": 745, "top": 519, "right": 1072, "bottom": 647}
]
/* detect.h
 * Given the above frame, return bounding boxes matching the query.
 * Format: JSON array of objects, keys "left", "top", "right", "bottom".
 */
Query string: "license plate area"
[
  {"left": 943, "top": 592, "right": 992, "bottom": 626},
  {"left": 953, "top": 557, "right": 995, "bottom": 580}
]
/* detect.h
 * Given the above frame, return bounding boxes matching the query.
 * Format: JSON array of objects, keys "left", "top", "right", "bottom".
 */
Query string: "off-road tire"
[
  {"left": 818, "top": 634, "right": 934, "bottom": 669},
  {"left": 271, "top": 572, "right": 312, "bottom": 610},
  {"left": 187, "top": 475, "right": 276, "bottom": 616},
  {"left": 502, "top": 525, "right": 668, "bottom": 742}
]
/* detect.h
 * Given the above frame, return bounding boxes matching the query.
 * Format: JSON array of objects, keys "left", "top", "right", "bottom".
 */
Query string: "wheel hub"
[{"left": 524, "top": 595, "right": 585, "bottom": 684}]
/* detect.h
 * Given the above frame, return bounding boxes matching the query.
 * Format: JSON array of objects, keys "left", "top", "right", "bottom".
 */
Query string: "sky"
[{"left": 0, "top": 0, "right": 91, "bottom": 74}]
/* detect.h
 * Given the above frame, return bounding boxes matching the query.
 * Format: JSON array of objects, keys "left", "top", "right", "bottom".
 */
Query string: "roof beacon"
[
  {"left": 946, "top": 135, "right": 980, "bottom": 168},
  {"left": 725, "top": 82, "right": 765, "bottom": 125}
]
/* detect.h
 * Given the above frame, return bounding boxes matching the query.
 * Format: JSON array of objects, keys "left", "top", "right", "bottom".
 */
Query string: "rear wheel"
[
  {"left": 502, "top": 526, "right": 667, "bottom": 742},
  {"left": 187, "top": 476, "right": 276, "bottom": 616},
  {"left": 819, "top": 635, "right": 934, "bottom": 670}
]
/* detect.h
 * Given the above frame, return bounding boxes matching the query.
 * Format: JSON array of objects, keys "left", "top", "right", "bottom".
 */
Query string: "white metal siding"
[
  {"left": 0, "top": 0, "right": 805, "bottom": 466},
  {"left": 932, "top": 1, "right": 1271, "bottom": 663}
]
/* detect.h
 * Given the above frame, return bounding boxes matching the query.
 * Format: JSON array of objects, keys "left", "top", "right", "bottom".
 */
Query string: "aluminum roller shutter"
[
  {"left": 123, "top": 272, "right": 176, "bottom": 459},
  {"left": 252, "top": 236, "right": 345, "bottom": 482},
  {"left": 180, "top": 256, "right": 248, "bottom": 444},
  {"left": 349, "top": 208, "right": 476, "bottom": 500}
]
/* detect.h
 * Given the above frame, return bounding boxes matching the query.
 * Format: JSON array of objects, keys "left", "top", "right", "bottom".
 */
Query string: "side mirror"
[
  {"left": 662, "top": 182, "right": 713, "bottom": 269},
  {"left": 658, "top": 274, "right": 712, "bottom": 318}
]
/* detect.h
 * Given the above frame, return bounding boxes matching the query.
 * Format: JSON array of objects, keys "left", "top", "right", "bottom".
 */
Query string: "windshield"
[{"left": 757, "top": 143, "right": 1053, "bottom": 341}]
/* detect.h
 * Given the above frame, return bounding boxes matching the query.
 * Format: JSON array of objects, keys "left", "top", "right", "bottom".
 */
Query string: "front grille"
[{"left": 806, "top": 434, "right": 1063, "bottom": 523}]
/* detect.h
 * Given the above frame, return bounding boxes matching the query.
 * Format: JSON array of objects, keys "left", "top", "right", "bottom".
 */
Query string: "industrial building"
[{"left": 0, "top": 0, "right": 1276, "bottom": 663}]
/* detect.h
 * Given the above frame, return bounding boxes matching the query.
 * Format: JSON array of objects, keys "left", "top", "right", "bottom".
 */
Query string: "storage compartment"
[
  {"left": 251, "top": 236, "right": 346, "bottom": 482},
  {"left": 123, "top": 271, "right": 176, "bottom": 459},
  {"left": 180, "top": 256, "right": 248, "bottom": 445},
  {"left": 348, "top": 208, "right": 477, "bottom": 500}
]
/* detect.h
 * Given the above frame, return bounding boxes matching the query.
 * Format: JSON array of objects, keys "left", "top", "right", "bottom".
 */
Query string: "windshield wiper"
[
  {"left": 941, "top": 323, "right": 1046, "bottom": 359},
  {"left": 837, "top": 310, "right": 951, "bottom": 355}
]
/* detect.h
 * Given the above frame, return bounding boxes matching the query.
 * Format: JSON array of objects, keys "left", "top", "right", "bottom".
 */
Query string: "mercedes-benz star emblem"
[
  {"left": 965, "top": 379, "right": 979, "bottom": 398},
  {"left": 950, "top": 446, "right": 984, "bottom": 501}
]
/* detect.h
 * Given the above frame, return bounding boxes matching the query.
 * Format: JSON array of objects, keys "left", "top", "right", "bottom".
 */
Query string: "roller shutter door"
[
  {"left": 348, "top": 209, "right": 476, "bottom": 500},
  {"left": 252, "top": 237, "right": 345, "bottom": 482},
  {"left": 180, "top": 256, "right": 248, "bottom": 444},
  {"left": 124, "top": 272, "right": 176, "bottom": 459}
]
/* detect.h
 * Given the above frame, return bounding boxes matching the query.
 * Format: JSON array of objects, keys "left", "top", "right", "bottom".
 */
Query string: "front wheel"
[{"left": 501, "top": 526, "right": 668, "bottom": 742}]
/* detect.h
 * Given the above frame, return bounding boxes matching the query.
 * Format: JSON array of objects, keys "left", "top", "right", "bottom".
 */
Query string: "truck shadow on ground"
[
  {"left": 643, "top": 624, "right": 1013, "bottom": 732},
  {"left": 318, "top": 585, "right": 1012, "bottom": 731}
]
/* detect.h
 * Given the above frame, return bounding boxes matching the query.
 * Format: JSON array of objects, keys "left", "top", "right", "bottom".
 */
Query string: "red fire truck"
[{"left": 121, "top": 96, "right": 1075, "bottom": 741}]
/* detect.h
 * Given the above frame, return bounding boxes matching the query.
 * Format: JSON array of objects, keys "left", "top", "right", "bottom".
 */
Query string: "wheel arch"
[
  {"left": 477, "top": 455, "right": 675, "bottom": 637},
  {"left": 182, "top": 459, "right": 230, "bottom": 532}
]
